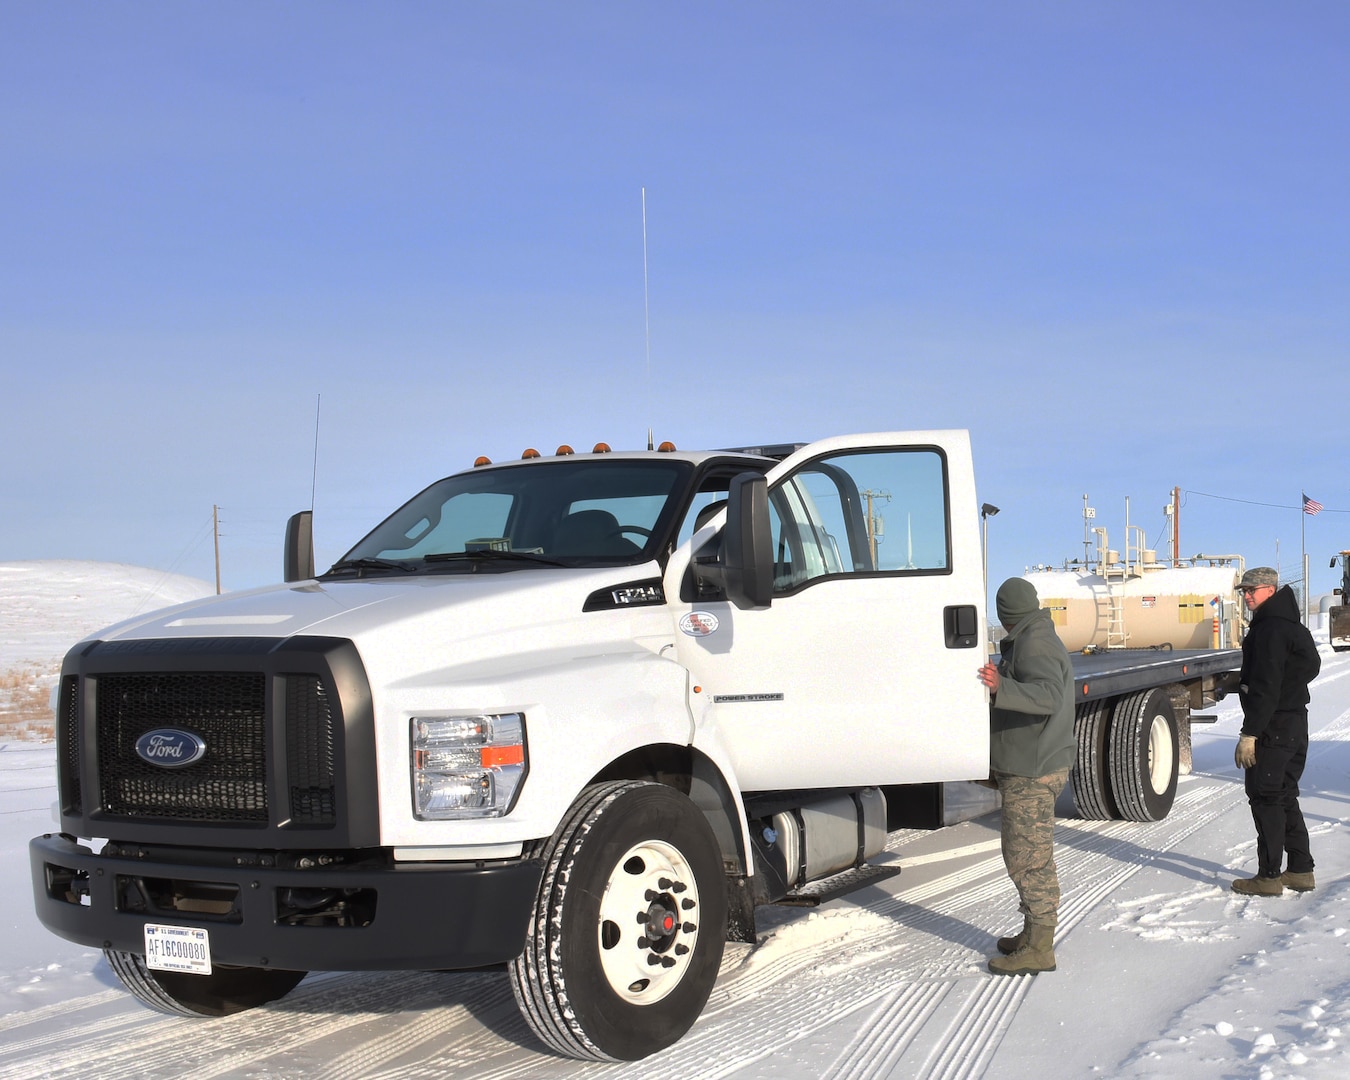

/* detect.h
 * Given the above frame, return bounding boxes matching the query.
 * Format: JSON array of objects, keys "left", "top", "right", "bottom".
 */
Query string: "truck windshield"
[{"left": 328, "top": 458, "right": 694, "bottom": 574}]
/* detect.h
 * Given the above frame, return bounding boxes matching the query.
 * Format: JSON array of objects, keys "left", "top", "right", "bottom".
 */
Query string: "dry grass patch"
[{"left": 0, "top": 666, "right": 56, "bottom": 742}]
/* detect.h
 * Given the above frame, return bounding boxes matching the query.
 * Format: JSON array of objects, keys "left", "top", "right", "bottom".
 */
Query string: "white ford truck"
[{"left": 30, "top": 431, "right": 1239, "bottom": 1060}]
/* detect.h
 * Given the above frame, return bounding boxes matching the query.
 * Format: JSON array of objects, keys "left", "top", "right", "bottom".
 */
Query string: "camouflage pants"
[{"left": 995, "top": 769, "right": 1070, "bottom": 929}]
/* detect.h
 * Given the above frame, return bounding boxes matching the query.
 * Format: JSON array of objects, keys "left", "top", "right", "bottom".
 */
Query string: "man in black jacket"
[{"left": 1231, "top": 566, "right": 1322, "bottom": 896}]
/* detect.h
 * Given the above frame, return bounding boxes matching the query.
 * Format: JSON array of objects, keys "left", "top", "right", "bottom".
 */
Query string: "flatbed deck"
[{"left": 1070, "top": 647, "right": 1242, "bottom": 702}]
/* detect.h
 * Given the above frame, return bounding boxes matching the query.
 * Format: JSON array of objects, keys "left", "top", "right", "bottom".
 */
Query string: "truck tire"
[
  {"left": 1071, "top": 700, "right": 1118, "bottom": 820},
  {"left": 1108, "top": 688, "right": 1179, "bottom": 821},
  {"left": 103, "top": 949, "right": 306, "bottom": 1017},
  {"left": 508, "top": 780, "right": 727, "bottom": 1061}
]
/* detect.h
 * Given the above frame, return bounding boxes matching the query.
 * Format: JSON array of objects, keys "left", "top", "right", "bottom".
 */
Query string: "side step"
[{"left": 774, "top": 861, "right": 904, "bottom": 907}]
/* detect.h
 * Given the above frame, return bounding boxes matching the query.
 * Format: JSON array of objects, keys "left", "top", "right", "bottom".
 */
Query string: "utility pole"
[
  {"left": 213, "top": 505, "right": 222, "bottom": 595},
  {"left": 861, "top": 489, "right": 891, "bottom": 568},
  {"left": 1171, "top": 486, "right": 1181, "bottom": 566}
]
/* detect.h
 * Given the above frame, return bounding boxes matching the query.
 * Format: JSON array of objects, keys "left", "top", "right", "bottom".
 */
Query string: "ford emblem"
[{"left": 134, "top": 729, "right": 207, "bottom": 769}]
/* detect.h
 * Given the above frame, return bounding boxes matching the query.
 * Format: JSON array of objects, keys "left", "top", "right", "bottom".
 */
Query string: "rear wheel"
[
  {"left": 1108, "top": 688, "right": 1179, "bottom": 821},
  {"left": 509, "top": 780, "right": 727, "bottom": 1061},
  {"left": 104, "top": 949, "right": 306, "bottom": 1017},
  {"left": 1071, "top": 699, "right": 1117, "bottom": 820}
]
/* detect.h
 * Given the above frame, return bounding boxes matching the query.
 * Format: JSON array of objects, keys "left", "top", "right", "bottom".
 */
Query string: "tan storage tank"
[{"left": 1024, "top": 563, "right": 1241, "bottom": 651}]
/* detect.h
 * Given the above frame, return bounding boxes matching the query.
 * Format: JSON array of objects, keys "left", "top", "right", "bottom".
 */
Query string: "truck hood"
[{"left": 78, "top": 567, "right": 663, "bottom": 651}]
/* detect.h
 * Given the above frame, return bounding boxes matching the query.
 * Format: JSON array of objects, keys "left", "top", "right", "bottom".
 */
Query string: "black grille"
[
  {"left": 96, "top": 673, "right": 268, "bottom": 823},
  {"left": 285, "top": 675, "right": 337, "bottom": 825},
  {"left": 58, "top": 675, "right": 81, "bottom": 814}
]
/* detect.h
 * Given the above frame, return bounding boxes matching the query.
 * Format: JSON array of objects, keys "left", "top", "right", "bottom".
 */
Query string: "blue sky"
[{"left": 3, "top": 2, "right": 1348, "bottom": 605}]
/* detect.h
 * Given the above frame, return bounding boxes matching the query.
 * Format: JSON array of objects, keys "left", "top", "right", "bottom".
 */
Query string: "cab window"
[{"left": 770, "top": 447, "right": 949, "bottom": 594}]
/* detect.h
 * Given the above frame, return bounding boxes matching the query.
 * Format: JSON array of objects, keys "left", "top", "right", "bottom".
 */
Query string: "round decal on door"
[{"left": 679, "top": 611, "right": 720, "bottom": 637}]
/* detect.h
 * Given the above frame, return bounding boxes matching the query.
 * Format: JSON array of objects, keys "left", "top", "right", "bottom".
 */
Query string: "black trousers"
[{"left": 1245, "top": 740, "right": 1313, "bottom": 878}]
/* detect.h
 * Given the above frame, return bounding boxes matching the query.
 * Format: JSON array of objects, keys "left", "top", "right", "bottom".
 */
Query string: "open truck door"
[{"left": 668, "top": 431, "right": 990, "bottom": 790}]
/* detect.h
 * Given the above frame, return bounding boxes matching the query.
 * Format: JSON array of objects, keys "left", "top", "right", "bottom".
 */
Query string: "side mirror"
[
  {"left": 723, "top": 472, "right": 773, "bottom": 610},
  {"left": 284, "top": 511, "right": 315, "bottom": 583},
  {"left": 1332, "top": 557, "right": 1339, "bottom": 569}
]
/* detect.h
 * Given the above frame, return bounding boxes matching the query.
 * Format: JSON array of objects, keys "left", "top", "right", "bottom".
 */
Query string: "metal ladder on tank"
[
  {"left": 1094, "top": 527, "right": 1132, "bottom": 649},
  {"left": 1102, "top": 577, "right": 1128, "bottom": 648}
]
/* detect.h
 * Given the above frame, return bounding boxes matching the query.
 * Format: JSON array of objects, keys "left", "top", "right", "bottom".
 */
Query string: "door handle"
[{"left": 944, "top": 604, "right": 979, "bottom": 649}]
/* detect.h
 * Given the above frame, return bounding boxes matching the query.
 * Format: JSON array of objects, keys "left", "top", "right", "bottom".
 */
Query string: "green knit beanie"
[{"left": 996, "top": 577, "right": 1040, "bottom": 627}]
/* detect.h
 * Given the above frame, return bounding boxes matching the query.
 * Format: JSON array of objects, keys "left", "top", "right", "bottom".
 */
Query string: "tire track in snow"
[
  {"left": 1311, "top": 703, "right": 1350, "bottom": 743},
  {"left": 702, "top": 782, "right": 1246, "bottom": 1080},
  {"left": 0, "top": 1000, "right": 162, "bottom": 1062},
  {"left": 826, "top": 981, "right": 952, "bottom": 1080},
  {"left": 0, "top": 987, "right": 126, "bottom": 1032},
  {"left": 316, "top": 978, "right": 522, "bottom": 1080},
  {"left": 0, "top": 970, "right": 489, "bottom": 1079},
  {"left": 177, "top": 973, "right": 519, "bottom": 1080},
  {"left": 916, "top": 976, "right": 1028, "bottom": 1080}
]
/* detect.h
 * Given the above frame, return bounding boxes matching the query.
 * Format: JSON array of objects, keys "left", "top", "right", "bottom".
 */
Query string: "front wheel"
[
  {"left": 104, "top": 949, "right": 306, "bottom": 1017},
  {"left": 509, "top": 780, "right": 728, "bottom": 1061}
]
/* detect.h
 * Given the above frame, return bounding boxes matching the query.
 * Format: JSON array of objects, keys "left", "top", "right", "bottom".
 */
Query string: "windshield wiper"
[
  {"left": 324, "top": 557, "right": 419, "bottom": 576},
  {"left": 424, "top": 550, "right": 566, "bottom": 568}
]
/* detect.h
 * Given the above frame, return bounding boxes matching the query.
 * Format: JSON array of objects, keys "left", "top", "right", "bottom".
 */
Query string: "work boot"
[
  {"left": 996, "top": 919, "right": 1029, "bottom": 956},
  {"left": 1281, "top": 870, "right": 1316, "bottom": 892},
  {"left": 1231, "top": 875, "right": 1284, "bottom": 896},
  {"left": 988, "top": 924, "right": 1055, "bottom": 975}
]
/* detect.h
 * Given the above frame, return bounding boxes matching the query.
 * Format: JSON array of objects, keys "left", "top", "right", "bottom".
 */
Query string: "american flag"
[{"left": 1303, "top": 492, "right": 1323, "bottom": 516}]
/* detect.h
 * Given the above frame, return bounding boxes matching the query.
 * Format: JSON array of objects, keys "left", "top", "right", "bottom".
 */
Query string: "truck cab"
[{"left": 32, "top": 430, "right": 991, "bottom": 1061}]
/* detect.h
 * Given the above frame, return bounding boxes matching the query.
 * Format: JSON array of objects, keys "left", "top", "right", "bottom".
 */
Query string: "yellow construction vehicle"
[{"left": 1330, "top": 551, "right": 1350, "bottom": 652}]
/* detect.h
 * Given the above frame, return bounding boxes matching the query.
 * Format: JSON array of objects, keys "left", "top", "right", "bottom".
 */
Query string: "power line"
[{"left": 1183, "top": 490, "right": 1348, "bottom": 514}]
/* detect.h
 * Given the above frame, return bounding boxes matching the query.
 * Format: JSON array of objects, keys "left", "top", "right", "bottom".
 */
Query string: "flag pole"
[{"left": 1300, "top": 492, "right": 1308, "bottom": 625}]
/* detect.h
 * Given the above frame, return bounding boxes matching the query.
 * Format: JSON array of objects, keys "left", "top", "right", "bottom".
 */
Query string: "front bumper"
[{"left": 30, "top": 833, "right": 542, "bottom": 972}]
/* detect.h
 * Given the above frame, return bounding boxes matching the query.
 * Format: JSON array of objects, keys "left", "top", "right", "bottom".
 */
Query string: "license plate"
[{"left": 143, "top": 923, "right": 213, "bottom": 976}]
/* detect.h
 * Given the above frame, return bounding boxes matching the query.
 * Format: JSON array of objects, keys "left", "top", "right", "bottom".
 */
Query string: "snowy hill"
[{"left": 0, "top": 560, "right": 214, "bottom": 741}]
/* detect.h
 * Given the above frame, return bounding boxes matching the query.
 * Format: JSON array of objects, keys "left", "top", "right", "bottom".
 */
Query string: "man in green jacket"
[{"left": 977, "top": 577, "right": 1076, "bottom": 975}]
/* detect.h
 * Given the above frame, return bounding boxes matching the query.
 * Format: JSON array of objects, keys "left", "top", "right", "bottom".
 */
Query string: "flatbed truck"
[{"left": 30, "top": 431, "right": 1240, "bottom": 1060}]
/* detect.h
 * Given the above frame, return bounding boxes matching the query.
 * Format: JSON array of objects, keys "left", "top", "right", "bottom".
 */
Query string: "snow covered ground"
[
  {"left": 0, "top": 561, "right": 214, "bottom": 740},
  {"left": 2, "top": 562, "right": 1348, "bottom": 1078}
]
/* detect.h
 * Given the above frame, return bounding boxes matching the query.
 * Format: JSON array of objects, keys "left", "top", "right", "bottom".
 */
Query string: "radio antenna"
[{"left": 642, "top": 187, "right": 652, "bottom": 440}]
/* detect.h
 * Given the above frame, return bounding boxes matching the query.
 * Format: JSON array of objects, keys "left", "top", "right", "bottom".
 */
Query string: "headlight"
[{"left": 411, "top": 713, "right": 527, "bottom": 820}]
